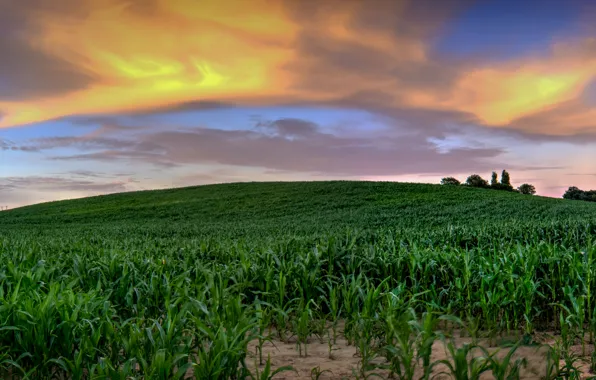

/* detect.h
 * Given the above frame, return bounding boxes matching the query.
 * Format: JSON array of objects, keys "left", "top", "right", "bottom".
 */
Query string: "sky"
[{"left": 1, "top": 0, "right": 596, "bottom": 208}]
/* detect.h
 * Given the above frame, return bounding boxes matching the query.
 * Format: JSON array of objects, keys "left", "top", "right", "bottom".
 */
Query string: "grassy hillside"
[
  {"left": 4, "top": 181, "right": 596, "bottom": 377},
  {"left": 2, "top": 181, "right": 596, "bottom": 239}
]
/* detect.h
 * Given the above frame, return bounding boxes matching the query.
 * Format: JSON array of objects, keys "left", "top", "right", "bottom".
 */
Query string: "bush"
[
  {"left": 441, "top": 177, "right": 461, "bottom": 186},
  {"left": 465, "top": 174, "right": 489, "bottom": 188},
  {"left": 563, "top": 186, "right": 596, "bottom": 202},
  {"left": 518, "top": 184, "right": 536, "bottom": 195},
  {"left": 491, "top": 183, "right": 515, "bottom": 192}
]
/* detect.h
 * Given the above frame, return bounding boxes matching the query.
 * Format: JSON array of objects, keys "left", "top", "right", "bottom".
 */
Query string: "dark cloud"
[
  {"left": 174, "top": 168, "right": 259, "bottom": 185},
  {"left": 39, "top": 101, "right": 239, "bottom": 127},
  {"left": 46, "top": 117, "right": 510, "bottom": 176},
  {"left": 16, "top": 136, "right": 137, "bottom": 152},
  {"left": 282, "top": 0, "right": 473, "bottom": 39},
  {"left": 280, "top": 0, "right": 473, "bottom": 97},
  {"left": 501, "top": 98, "right": 596, "bottom": 137},
  {"left": 0, "top": 176, "right": 128, "bottom": 193},
  {"left": 323, "top": 91, "right": 596, "bottom": 145},
  {"left": 0, "top": 138, "right": 12, "bottom": 150},
  {"left": 123, "top": 101, "right": 237, "bottom": 116},
  {"left": 255, "top": 118, "right": 319, "bottom": 138},
  {"left": 66, "top": 170, "right": 135, "bottom": 179},
  {"left": 53, "top": 150, "right": 174, "bottom": 167},
  {"left": 566, "top": 173, "right": 596, "bottom": 177},
  {"left": 1, "top": 138, "right": 39, "bottom": 152},
  {"left": 0, "top": 1, "right": 96, "bottom": 100},
  {"left": 13, "top": 126, "right": 167, "bottom": 154},
  {"left": 13, "top": 108, "right": 582, "bottom": 178},
  {"left": 334, "top": 92, "right": 596, "bottom": 145},
  {"left": 505, "top": 129, "right": 596, "bottom": 144},
  {"left": 433, "top": 118, "right": 596, "bottom": 145},
  {"left": 0, "top": 36, "right": 95, "bottom": 101},
  {"left": 285, "top": 31, "right": 465, "bottom": 97}
]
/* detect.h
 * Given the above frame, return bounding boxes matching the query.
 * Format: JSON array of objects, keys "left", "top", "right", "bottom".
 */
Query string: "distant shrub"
[
  {"left": 518, "top": 183, "right": 536, "bottom": 195},
  {"left": 441, "top": 177, "right": 461, "bottom": 186},
  {"left": 563, "top": 186, "right": 596, "bottom": 202},
  {"left": 491, "top": 183, "right": 515, "bottom": 191},
  {"left": 465, "top": 174, "right": 489, "bottom": 188}
]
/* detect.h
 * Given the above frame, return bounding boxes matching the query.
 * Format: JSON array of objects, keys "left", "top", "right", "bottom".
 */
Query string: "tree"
[
  {"left": 563, "top": 186, "right": 596, "bottom": 202},
  {"left": 500, "top": 170, "right": 513, "bottom": 190},
  {"left": 563, "top": 186, "right": 583, "bottom": 200},
  {"left": 518, "top": 183, "right": 536, "bottom": 195},
  {"left": 465, "top": 174, "right": 489, "bottom": 188},
  {"left": 490, "top": 172, "right": 498, "bottom": 187},
  {"left": 441, "top": 177, "right": 461, "bottom": 186}
]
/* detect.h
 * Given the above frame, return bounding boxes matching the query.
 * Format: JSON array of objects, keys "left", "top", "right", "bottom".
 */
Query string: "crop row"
[{"left": 0, "top": 221, "right": 596, "bottom": 378}]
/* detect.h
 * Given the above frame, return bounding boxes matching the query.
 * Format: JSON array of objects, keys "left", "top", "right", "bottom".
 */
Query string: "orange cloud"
[
  {"left": 0, "top": 0, "right": 298, "bottom": 126},
  {"left": 405, "top": 50, "right": 596, "bottom": 128},
  {"left": 0, "top": 0, "right": 595, "bottom": 135}
]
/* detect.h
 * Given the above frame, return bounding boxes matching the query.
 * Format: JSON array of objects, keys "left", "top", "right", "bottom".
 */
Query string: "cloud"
[
  {"left": 17, "top": 136, "right": 132, "bottom": 152},
  {"left": 0, "top": 0, "right": 594, "bottom": 138},
  {"left": 0, "top": 176, "right": 128, "bottom": 193},
  {"left": 0, "top": 0, "right": 296, "bottom": 127},
  {"left": 0, "top": 138, "right": 12, "bottom": 150},
  {"left": 507, "top": 98, "right": 596, "bottom": 135},
  {"left": 280, "top": 0, "right": 470, "bottom": 97},
  {"left": 66, "top": 170, "right": 135, "bottom": 178},
  {"left": 0, "top": 36, "right": 95, "bottom": 101},
  {"left": 5, "top": 108, "right": 595, "bottom": 204},
  {"left": 15, "top": 110, "right": 580, "bottom": 180},
  {"left": 4, "top": 0, "right": 596, "bottom": 206},
  {"left": 1, "top": 137, "right": 39, "bottom": 152},
  {"left": 255, "top": 118, "right": 318, "bottom": 138},
  {"left": 41, "top": 116, "right": 514, "bottom": 176},
  {"left": 0, "top": 1, "right": 96, "bottom": 101},
  {"left": 11, "top": 122, "right": 163, "bottom": 153},
  {"left": 0, "top": 174, "right": 134, "bottom": 208}
]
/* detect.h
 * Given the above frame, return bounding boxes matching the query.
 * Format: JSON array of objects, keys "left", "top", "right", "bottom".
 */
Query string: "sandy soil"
[{"left": 240, "top": 328, "right": 595, "bottom": 379}]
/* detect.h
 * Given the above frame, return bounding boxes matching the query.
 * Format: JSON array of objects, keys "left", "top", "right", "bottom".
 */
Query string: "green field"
[
  {"left": 2, "top": 181, "right": 596, "bottom": 378},
  {"left": 3, "top": 181, "right": 595, "bottom": 238}
]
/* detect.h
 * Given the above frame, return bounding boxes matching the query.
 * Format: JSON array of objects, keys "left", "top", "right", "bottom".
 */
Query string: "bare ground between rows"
[{"left": 182, "top": 327, "right": 596, "bottom": 379}]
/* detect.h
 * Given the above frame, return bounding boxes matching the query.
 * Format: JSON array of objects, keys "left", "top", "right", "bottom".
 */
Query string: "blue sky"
[{"left": 433, "top": 0, "right": 584, "bottom": 60}]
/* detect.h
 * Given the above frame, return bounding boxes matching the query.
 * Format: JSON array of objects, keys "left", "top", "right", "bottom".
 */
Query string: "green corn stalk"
[
  {"left": 431, "top": 339, "right": 492, "bottom": 380},
  {"left": 487, "top": 342, "right": 527, "bottom": 380},
  {"left": 248, "top": 354, "right": 296, "bottom": 380}
]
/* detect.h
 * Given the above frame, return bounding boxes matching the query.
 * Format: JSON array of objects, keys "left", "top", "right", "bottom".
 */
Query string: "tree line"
[
  {"left": 563, "top": 187, "right": 596, "bottom": 202},
  {"left": 441, "top": 170, "right": 536, "bottom": 195}
]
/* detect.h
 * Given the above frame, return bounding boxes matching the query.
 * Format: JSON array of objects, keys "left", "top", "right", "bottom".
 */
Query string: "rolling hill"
[
  {"left": 1, "top": 181, "right": 595, "bottom": 240},
  {"left": 3, "top": 182, "right": 596, "bottom": 377}
]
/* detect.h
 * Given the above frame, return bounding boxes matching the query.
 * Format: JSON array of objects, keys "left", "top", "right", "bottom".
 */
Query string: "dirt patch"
[{"left": 241, "top": 330, "right": 594, "bottom": 379}]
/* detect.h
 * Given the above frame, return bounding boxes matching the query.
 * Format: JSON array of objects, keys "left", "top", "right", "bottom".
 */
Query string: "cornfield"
[{"left": 2, "top": 181, "right": 596, "bottom": 379}]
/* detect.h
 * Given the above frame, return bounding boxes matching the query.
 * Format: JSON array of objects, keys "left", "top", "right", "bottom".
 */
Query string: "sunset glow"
[{"left": 2, "top": 0, "right": 596, "bottom": 207}]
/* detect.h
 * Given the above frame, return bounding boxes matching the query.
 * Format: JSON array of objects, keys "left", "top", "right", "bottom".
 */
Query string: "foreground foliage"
[{"left": 2, "top": 181, "right": 596, "bottom": 378}]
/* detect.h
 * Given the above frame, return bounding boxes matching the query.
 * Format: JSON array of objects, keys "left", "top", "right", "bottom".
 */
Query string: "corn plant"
[
  {"left": 486, "top": 342, "right": 527, "bottom": 380},
  {"left": 248, "top": 354, "right": 296, "bottom": 380},
  {"left": 431, "top": 339, "right": 492, "bottom": 380},
  {"left": 310, "top": 366, "right": 333, "bottom": 379},
  {"left": 5, "top": 182, "right": 596, "bottom": 377},
  {"left": 543, "top": 340, "right": 582, "bottom": 380},
  {"left": 294, "top": 299, "right": 316, "bottom": 357},
  {"left": 254, "top": 299, "right": 273, "bottom": 366},
  {"left": 323, "top": 280, "right": 342, "bottom": 344}
]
